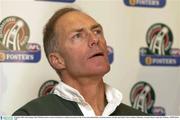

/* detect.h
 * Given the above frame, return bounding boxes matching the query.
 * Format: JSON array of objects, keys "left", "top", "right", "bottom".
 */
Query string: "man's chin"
[{"left": 90, "top": 65, "right": 110, "bottom": 76}]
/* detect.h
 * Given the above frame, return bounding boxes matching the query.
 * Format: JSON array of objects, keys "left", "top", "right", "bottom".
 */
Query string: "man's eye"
[
  {"left": 94, "top": 29, "right": 102, "bottom": 35},
  {"left": 73, "top": 33, "right": 81, "bottom": 39}
]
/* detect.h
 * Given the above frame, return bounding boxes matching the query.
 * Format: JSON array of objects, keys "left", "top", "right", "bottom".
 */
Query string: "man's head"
[
  {"left": 43, "top": 7, "right": 79, "bottom": 61},
  {"left": 43, "top": 7, "right": 110, "bottom": 80}
]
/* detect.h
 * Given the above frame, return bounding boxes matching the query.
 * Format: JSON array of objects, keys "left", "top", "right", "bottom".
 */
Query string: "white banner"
[{"left": 0, "top": 0, "right": 180, "bottom": 115}]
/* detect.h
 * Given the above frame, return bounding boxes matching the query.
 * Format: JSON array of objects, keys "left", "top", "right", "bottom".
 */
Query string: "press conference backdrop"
[{"left": 0, "top": 0, "right": 180, "bottom": 115}]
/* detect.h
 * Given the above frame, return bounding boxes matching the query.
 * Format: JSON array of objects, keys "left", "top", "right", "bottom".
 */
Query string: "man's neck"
[
  {"left": 61, "top": 75, "right": 106, "bottom": 115},
  {"left": 82, "top": 82, "right": 106, "bottom": 116}
]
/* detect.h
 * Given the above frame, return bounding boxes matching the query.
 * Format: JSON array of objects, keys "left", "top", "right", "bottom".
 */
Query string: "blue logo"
[
  {"left": 140, "top": 23, "right": 180, "bottom": 66},
  {"left": 0, "top": 16, "right": 41, "bottom": 63},
  {"left": 124, "top": 0, "right": 166, "bottom": 8},
  {"left": 107, "top": 46, "right": 114, "bottom": 64},
  {"left": 36, "top": 0, "right": 75, "bottom": 2}
]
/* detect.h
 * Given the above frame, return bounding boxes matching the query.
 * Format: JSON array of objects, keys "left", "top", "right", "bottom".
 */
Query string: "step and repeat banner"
[{"left": 0, "top": 0, "right": 180, "bottom": 116}]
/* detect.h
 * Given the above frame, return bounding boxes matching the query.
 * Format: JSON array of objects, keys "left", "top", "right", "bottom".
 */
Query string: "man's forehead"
[
  {"left": 56, "top": 11, "right": 100, "bottom": 32},
  {"left": 57, "top": 11, "right": 97, "bottom": 25}
]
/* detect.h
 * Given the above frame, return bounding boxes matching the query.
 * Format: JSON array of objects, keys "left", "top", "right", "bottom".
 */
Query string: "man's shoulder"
[
  {"left": 12, "top": 94, "right": 82, "bottom": 116},
  {"left": 111, "top": 103, "right": 148, "bottom": 116},
  {"left": 18, "top": 94, "right": 63, "bottom": 108},
  {"left": 12, "top": 94, "right": 60, "bottom": 115}
]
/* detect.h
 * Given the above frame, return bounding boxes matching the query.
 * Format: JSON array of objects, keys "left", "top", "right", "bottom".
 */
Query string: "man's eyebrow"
[
  {"left": 70, "top": 24, "right": 102, "bottom": 33},
  {"left": 72, "top": 28, "right": 84, "bottom": 33},
  {"left": 90, "top": 24, "right": 102, "bottom": 30}
]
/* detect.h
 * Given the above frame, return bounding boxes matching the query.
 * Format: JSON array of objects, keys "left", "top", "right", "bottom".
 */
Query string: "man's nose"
[{"left": 88, "top": 32, "right": 99, "bottom": 47}]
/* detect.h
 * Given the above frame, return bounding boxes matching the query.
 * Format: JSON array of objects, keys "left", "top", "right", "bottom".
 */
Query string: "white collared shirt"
[{"left": 53, "top": 80, "right": 123, "bottom": 116}]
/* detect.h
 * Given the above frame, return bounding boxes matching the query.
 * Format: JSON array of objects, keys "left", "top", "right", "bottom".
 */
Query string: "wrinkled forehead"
[{"left": 55, "top": 11, "right": 99, "bottom": 34}]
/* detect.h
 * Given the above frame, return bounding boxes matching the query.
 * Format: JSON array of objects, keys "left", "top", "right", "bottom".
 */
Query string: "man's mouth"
[{"left": 89, "top": 52, "right": 104, "bottom": 59}]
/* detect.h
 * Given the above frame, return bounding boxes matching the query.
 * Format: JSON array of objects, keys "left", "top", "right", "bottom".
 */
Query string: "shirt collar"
[
  {"left": 53, "top": 80, "right": 85, "bottom": 103},
  {"left": 53, "top": 80, "right": 123, "bottom": 115}
]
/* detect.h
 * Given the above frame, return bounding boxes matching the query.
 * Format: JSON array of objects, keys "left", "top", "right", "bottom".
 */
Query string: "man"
[{"left": 13, "top": 7, "right": 146, "bottom": 116}]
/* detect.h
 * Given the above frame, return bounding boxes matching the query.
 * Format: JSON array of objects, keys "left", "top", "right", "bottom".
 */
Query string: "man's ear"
[{"left": 48, "top": 53, "right": 65, "bottom": 70}]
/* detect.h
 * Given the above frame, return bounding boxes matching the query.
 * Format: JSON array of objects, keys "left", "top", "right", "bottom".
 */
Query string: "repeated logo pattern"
[
  {"left": 130, "top": 81, "right": 166, "bottom": 115},
  {"left": 130, "top": 81, "right": 155, "bottom": 114},
  {"left": 0, "top": 16, "right": 41, "bottom": 63},
  {"left": 140, "top": 23, "right": 180, "bottom": 66}
]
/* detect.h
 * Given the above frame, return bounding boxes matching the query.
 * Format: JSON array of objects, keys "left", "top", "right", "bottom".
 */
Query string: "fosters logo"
[
  {"left": 124, "top": 0, "right": 166, "bottom": 8},
  {"left": 0, "top": 16, "right": 41, "bottom": 63},
  {"left": 140, "top": 23, "right": 180, "bottom": 66}
]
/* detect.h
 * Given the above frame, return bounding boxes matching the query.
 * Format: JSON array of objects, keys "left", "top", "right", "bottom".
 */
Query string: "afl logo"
[
  {"left": 146, "top": 23, "right": 173, "bottom": 56},
  {"left": 0, "top": 16, "right": 30, "bottom": 51},
  {"left": 38, "top": 80, "right": 59, "bottom": 97},
  {"left": 130, "top": 81, "right": 155, "bottom": 114}
]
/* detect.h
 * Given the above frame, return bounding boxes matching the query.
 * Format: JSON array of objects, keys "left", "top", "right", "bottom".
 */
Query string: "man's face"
[{"left": 55, "top": 11, "right": 110, "bottom": 79}]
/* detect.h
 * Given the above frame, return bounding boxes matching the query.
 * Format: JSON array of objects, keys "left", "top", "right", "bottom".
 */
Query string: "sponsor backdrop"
[{"left": 0, "top": 0, "right": 180, "bottom": 115}]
